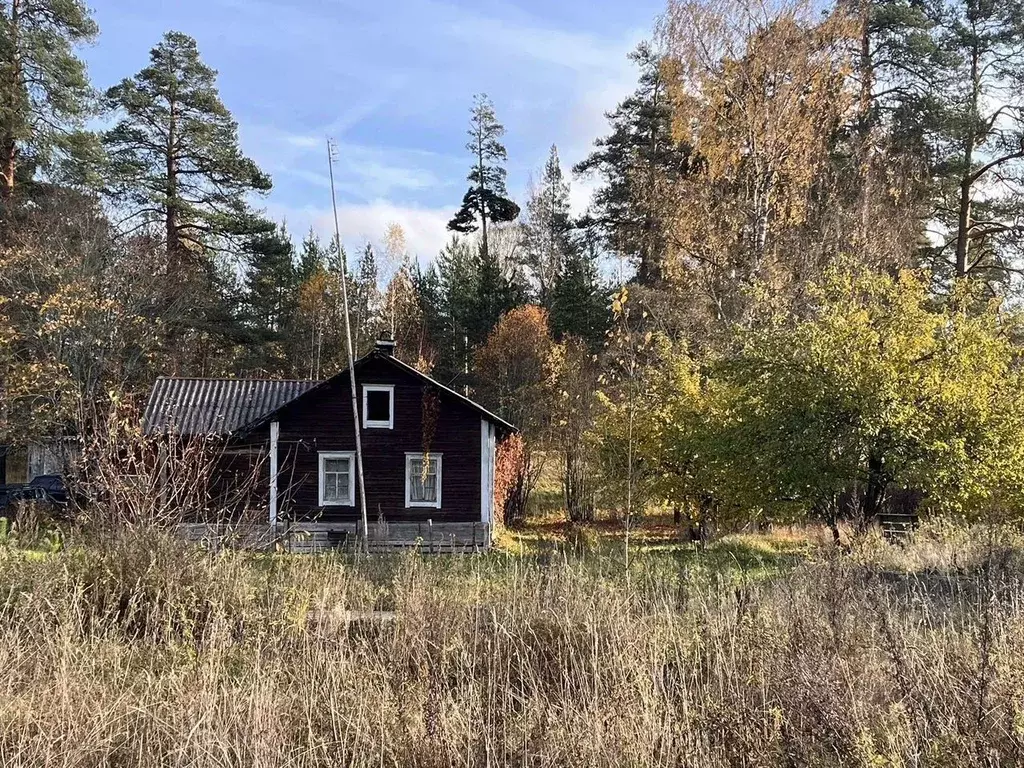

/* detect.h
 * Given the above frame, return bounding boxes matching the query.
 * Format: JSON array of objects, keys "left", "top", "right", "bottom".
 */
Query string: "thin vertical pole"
[
  {"left": 269, "top": 420, "right": 279, "bottom": 528},
  {"left": 327, "top": 139, "right": 369, "bottom": 554}
]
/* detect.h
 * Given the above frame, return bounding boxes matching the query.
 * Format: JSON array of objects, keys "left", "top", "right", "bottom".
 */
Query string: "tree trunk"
[
  {"left": 477, "top": 131, "right": 488, "bottom": 262},
  {"left": 856, "top": 0, "right": 874, "bottom": 241},
  {"left": 857, "top": 0, "right": 873, "bottom": 138},
  {"left": 165, "top": 93, "right": 180, "bottom": 277},
  {"left": 1, "top": 0, "right": 22, "bottom": 202},
  {"left": 860, "top": 451, "right": 887, "bottom": 531},
  {"left": 563, "top": 445, "right": 593, "bottom": 523},
  {"left": 954, "top": 38, "right": 981, "bottom": 278},
  {"left": 954, "top": 177, "right": 973, "bottom": 278}
]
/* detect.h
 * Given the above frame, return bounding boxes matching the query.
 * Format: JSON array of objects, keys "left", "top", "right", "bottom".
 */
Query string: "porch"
[{"left": 177, "top": 520, "right": 493, "bottom": 553}]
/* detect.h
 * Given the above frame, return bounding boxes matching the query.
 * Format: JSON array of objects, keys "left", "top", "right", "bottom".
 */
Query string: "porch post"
[{"left": 269, "top": 421, "right": 279, "bottom": 528}]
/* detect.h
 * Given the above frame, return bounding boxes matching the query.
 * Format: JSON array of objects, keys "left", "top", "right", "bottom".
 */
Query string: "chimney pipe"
[{"left": 375, "top": 339, "right": 397, "bottom": 357}]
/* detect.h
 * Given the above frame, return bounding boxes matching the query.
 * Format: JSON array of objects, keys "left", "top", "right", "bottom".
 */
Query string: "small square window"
[
  {"left": 405, "top": 453, "right": 441, "bottom": 508},
  {"left": 363, "top": 385, "right": 394, "bottom": 429},
  {"left": 319, "top": 452, "right": 355, "bottom": 506}
]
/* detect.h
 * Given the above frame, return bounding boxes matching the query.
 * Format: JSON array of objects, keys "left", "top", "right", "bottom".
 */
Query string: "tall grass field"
[{"left": 1, "top": 523, "right": 1022, "bottom": 766}]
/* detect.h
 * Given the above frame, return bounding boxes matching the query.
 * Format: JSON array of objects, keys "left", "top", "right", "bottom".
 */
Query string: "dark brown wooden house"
[{"left": 142, "top": 340, "right": 516, "bottom": 550}]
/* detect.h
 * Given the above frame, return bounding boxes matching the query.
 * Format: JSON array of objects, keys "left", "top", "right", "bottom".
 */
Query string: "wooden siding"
[{"left": 265, "top": 356, "right": 483, "bottom": 524}]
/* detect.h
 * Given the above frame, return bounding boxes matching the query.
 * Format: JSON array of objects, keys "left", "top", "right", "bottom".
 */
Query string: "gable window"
[
  {"left": 319, "top": 451, "right": 355, "bottom": 506},
  {"left": 405, "top": 453, "right": 441, "bottom": 508},
  {"left": 363, "top": 385, "right": 394, "bottom": 429}
]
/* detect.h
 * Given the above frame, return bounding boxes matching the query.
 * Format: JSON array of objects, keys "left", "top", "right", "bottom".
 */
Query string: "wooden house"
[{"left": 142, "top": 340, "right": 515, "bottom": 551}]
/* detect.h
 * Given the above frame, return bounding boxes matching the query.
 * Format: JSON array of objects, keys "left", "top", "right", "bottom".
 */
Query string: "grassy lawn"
[{"left": 497, "top": 509, "right": 825, "bottom": 582}]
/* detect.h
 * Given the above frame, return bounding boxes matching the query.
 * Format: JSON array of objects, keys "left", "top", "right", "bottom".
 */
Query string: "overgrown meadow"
[{"left": 1, "top": 520, "right": 1022, "bottom": 767}]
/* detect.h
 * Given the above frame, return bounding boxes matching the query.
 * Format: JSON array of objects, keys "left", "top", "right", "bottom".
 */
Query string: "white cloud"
[{"left": 268, "top": 200, "right": 454, "bottom": 265}]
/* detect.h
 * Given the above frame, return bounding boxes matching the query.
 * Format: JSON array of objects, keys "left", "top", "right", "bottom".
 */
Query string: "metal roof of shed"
[{"left": 142, "top": 377, "right": 319, "bottom": 436}]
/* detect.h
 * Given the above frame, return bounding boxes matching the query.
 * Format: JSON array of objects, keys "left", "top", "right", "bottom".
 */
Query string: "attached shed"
[{"left": 142, "top": 340, "right": 516, "bottom": 551}]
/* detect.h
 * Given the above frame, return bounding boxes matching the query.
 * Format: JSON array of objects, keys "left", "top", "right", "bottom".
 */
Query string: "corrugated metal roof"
[{"left": 143, "top": 377, "right": 320, "bottom": 436}]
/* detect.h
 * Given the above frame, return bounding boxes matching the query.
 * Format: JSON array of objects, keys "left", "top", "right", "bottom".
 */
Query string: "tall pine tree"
[
  {"left": 0, "top": 0, "right": 98, "bottom": 202},
  {"left": 575, "top": 42, "right": 691, "bottom": 284},
  {"left": 522, "top": 145, "right": 573, "bottom": 305},
  {"left": 103, "top": 32, "right": 273, "bottom": 371},
  {"left": 448, "top": 94, "right": 520, "bottom": 263},
  {"left": 103, "top": 32, "right": 272, "bottom": 280},
  {"left": 895, "top": 0, "right": 1024, "bottom": 286}
]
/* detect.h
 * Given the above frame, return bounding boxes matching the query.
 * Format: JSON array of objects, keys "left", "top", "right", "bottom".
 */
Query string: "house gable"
[{"left": 238, "top": 349, "right": 516, "bottom": 437}]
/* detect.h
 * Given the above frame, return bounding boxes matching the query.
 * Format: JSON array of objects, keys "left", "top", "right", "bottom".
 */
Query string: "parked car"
[
  {"left": 26, "top": 474, "right": 69, "bottom": 504},
  {"left": 0, "top": 477, "right": 71, "bottom": 520}
]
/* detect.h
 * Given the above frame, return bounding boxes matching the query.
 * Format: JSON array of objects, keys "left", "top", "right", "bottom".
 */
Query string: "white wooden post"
[
  {"left": 269, "top": 421, "right": 279, "bottom": 528},
  {"left": 480, "top": 420, "right": 495, "bottom": 530}
]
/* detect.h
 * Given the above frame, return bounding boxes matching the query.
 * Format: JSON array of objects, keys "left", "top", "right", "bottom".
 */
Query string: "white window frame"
[
  {"left": 405, "top": 452, "right": 442, "bottom": 509},
  {"left": 318, "top": 451, "right": 355, "bottom": 507},
  {"left": 362, "top": 384, "right": 395, "bottom": 429}
]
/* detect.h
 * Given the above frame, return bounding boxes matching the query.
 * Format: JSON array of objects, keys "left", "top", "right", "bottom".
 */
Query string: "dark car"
[
  {"left": 26, "top": 475, "right": 69, "bottom": 504},
  {"left": 0, "top": 478, "right": 71, "bottom": 521}
]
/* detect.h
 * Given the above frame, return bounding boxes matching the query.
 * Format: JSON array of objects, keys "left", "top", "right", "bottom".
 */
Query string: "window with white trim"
[
  {"left": 362, "top": 384, "right": 394, "bottom": 429},
  {"left": 405, "top": 453, "right": 441, "bottom": 508},
  {"left": 318, "top": 451, "right": 355, "bottom": 506}
]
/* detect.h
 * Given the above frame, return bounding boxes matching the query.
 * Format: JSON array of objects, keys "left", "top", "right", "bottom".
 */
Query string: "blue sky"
[{"left": 83, "top": 0, "right": 662, "bottom": 261}]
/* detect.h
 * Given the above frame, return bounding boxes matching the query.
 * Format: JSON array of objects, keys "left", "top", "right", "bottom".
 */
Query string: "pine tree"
[
  {"left": 890, "top": 0, "right": 1024, "bottom": 286},
  {"left": 448, "top": 94, "right": 520, "bottom": 262},
  {"left": 242, "top": 222, "right": 297, "bottom": 335},
  {"left": 0, "top": 0, "right": 98, "bottom": 202},
  {"left": 351, "top": 242, "right": 381, "bottom": 353},
  {"left": 103, "top": 31, "right": 273, "bottom": 281},
  {"left": 522, "top": 145, "right": 574, "bottom": 305},
  {"left": 296, "top": 228, "right": 328, "bottom": 283},
  {"left": 550, "top": 225, "right": 608, "bottom": 350},
  {"left": 574, "top": 42, "right": 691, "bottom": 283}
]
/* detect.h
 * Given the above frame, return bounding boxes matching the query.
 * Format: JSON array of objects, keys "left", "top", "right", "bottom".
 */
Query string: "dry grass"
[{"left": 1, "top": 522, "right": 1023, "bottom": 766}]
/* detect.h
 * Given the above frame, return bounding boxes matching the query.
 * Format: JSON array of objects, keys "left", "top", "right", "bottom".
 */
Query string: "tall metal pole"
[{"left": 327, "top": 139, "right": 369, "bottom": 553}]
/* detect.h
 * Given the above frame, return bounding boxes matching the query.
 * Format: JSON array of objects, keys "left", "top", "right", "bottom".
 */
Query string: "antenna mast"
[{"left": 327, "top": 138, "right": 369, "bottom": 553}]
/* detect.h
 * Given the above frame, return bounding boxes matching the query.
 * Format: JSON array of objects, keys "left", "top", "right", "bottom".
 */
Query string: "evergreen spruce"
[
  {"left": 296, "top": 228, "right": 328, "bottom": 283},
  {"left": 550, "top": 226, "right": 608, "bottom": 350},
  {"left": 237, "top": 222, "right": 297, "bottom": 374},
  {"left": 352, "top": 242, "right": 382, "bottom": 353},
  {"left": 522, "top": 145, "right": 574, "bottom": 306}
]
